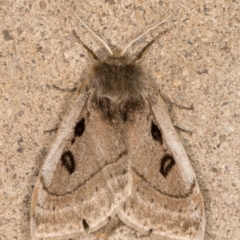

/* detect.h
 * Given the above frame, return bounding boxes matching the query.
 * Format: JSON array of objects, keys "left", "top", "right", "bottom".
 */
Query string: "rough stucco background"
[{"left": 0, "top": 0, "right": 240, "bottom": 239}]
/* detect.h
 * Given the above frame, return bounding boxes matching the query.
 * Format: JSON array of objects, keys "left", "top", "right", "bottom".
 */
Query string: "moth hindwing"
[{"left": 31, "top": 12, "right": 205, "bottom": 240}]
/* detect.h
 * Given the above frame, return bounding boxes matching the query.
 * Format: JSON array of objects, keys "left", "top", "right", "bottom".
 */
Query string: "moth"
[{"left": 31, "top": 10, "right": 205, "bottom": 240}]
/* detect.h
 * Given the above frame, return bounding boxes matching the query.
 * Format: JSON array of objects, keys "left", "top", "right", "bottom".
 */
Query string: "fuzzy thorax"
[{"left": 89, "top": 55, "right": 146, "bottom": 105}]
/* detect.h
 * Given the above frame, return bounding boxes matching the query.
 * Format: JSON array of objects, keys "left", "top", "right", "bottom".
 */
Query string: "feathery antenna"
[
  {"left": 121, "top": 13, "right": 172, "bottom": 56},
  {"left": 72, "top": 8, "right": 113, "bottom": 55}
]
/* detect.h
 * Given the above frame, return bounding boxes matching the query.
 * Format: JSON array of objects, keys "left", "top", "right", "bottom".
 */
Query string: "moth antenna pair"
[{"left": 72, "top": 8, "right": 172, "bottom": 57}]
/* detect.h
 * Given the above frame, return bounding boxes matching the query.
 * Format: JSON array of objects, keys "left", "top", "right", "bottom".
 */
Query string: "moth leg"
[
  {"left": 44, "top": 84, "right": 80, "bottom": 134},
  {"left": 160, "top": 92, "right": 194, "bottom": 135},
  {"left": 43, "top": 127, "right": 58, "bottom": 134},
  {"left": 161, "top": 92, "right": 194, "bottom": 111},
  {"left": 174, "top": 125, "right": 193, "bottom": 135},
  {"left": 52, "top": 84, "right": 78, "bottom": 92}
]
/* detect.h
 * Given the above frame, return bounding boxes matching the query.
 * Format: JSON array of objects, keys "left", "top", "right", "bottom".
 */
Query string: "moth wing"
[
  {"left": 31, "top": 82, "right": 130, "bottom": 239},
  {"left": 118, "top": 91, "right": 205, "bottom": 240}
]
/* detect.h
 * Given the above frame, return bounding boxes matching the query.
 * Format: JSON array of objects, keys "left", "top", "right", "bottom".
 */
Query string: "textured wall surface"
[{"left": 1, "top": 0, "right": 239, "bottom": 239}]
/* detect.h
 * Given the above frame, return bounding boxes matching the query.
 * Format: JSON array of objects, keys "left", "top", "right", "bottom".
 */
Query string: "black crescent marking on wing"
[{"left": 160, "top": 154, "right": 175, "bottom": 177}]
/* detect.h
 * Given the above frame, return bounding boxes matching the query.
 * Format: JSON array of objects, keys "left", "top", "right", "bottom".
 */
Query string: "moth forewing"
[
  {"left": 30, "top": 79, "right": 131, "bottom": 239},
  {"left": 117, "top": 89, "right": 205, "bottom": 240}
]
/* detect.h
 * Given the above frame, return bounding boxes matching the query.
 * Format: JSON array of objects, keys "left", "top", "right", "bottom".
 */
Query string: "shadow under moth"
[{"left": 31, "top": 10, "right": 205, "bottom": 240}]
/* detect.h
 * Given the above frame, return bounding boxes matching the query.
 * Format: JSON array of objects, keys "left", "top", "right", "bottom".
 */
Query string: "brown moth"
[{"left": 31, "top": 10, "right": 205, "bottom": 240}]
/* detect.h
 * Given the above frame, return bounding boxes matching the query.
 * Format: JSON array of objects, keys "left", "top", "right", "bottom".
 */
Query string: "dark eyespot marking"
[
  {"left": 61, "top": 151, "right": 75, "bottom": 174},
  {"left": 74, "top": 118, "right": 85, "bottom": 137},
  {"left": 151, "top": 122, "right": 162, "bottom": 144},
  {"left": 160, "top": 154, "right": 175, "bottom": 177},
  {"left": 82, "top": 219, "right": 89, "bottom": 231}
]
